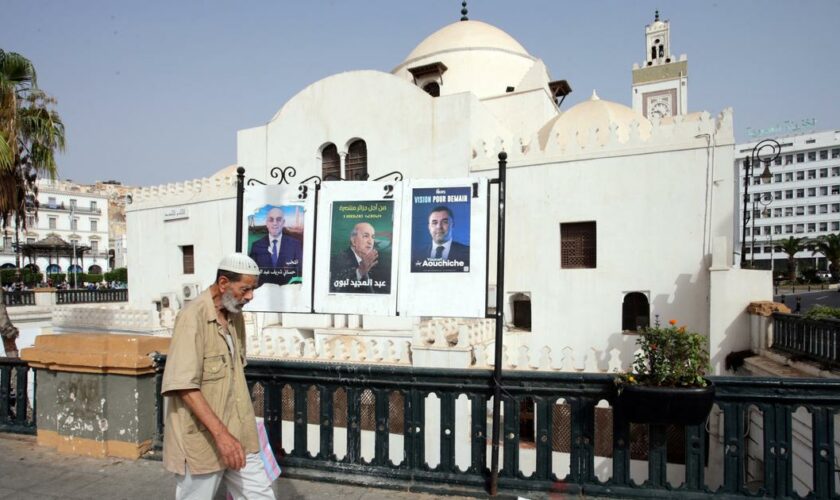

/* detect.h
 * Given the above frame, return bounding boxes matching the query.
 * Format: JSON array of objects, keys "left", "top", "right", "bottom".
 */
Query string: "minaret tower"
[{"left": 632, "top": 11, "right": 688, "bottom": 119}]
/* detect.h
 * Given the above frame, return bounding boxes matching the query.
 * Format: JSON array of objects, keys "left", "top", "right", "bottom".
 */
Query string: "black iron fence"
[
  {"left": 2, "top": 291, "right": 35, "bottom": 307},
  {"left": 772, "top": 312, "right": 840, "bottom": 370},
  {"left": 56, "top": 288, "right": 128, "bottom": 304},
  {"left": 0, "top": 357, "right": 35, "bottom": 435},
  {"left": 149, "top": 355, "right": 840, "bottom": 499}
]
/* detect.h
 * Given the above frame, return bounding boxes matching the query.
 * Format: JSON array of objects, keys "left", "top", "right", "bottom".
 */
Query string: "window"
[
  {"left": 422, "top": 81, "right": 440, "bottom": 97},
  {"left": 774, "top": 157, "right": 782, "bottom": 166},
  {"left": 784, "top": 173, "right": 793, "bottom": 181},
  {"left": 807, "top": 170, "right": 816, "bottom": 179},
  {"left": 70, "top": 239, "right": 78, "bottom": 247},
  {"left": 796, "top": 189, "right": 804, "bottom": 198},
  {"left": 69, "top": 199, "right": 77, "bottom": 209},
  {"left": 796, "top": 153, "right": 804, "bottom": 162},
  {"left": 807, "top": 223, "right": 816, "bottom": 233},
  {"left": 784, "top": 207, "right": 793, "bottom": 216},
  {"left": 745, "top": 227, "right": 751, "bottom": 237},
  {"left": 796, "top": 171, "right": 804, "bottom": 180},
  {"left": 753, "top": 177, "right": 761, "bottom": 185},
  {"left": 820, "top": 168, "right": 828, "bottom": 178},
  {"left": 832, "top": 203, "right": 840, "bottom": 213},
  {"left": 820, "top": 186, "right": 828, "bottom": 196},
  {"left": 26, "top": 215, "right": 35, "bottom": 227},
  {"left": 345, "top": 139, "right": 368, "bottom": 180},
  {"left": 70, "top": 218, "right": 78, "bottom": 230},
  {"left": 88, "top": 264, "right": 102, "bottom": 274},
  {"left": 321, "top": 143, "right": 340, "bottom": 180},
  {"left": 832, "top": 167, "right": 840, "bottom": 176},
  {"left": 819, "top": 204, "right": 828, "bottom": 214},
  {"left": 774, "top": 174, "right": 782, "bottom": 182},
  {"left": 510, "top": 293, "right": 531, "bottom": 330},
  {"left": 785, "top": 190, "right": 793, "bottom": 199},
  {"left": 833, "top": 222, "right": 840, "bottom": 231},
  {"left": 808, "top": 205, "right": 816, "bottom": 215},
  {"left": 808, "top": 187, "right": 816, "bottom": 197},
  {"left": 796, "top": 206, "right": 805, "bottom": 216},
  {"left": 763, "top": 226, "right": 771, "bottom": 235},
  {"left": 773, "top": 208, "right": 782, "bottom": 217},
  {"left": 181, "top": 245, "right": 195, "bottom": 274},
  {"left": 819, "top": 222, "right": 828, "bottom": 232},
  {"left": 90, "top": 240, "right": 99, "bottom": 252},
  {"left": 2, "top": 236, "right": 10, "bottom": 250},
  {"left": 763, "top": 246, "right": 771, "bottom": 253},
  {"left": 90, "top": 201, "right": 97, "bottom": 211},
  {"left": 832, "top": 148, "right": 840, "bottom": 159},
  {"left": 774, "top": 225, "right": 782, "bottom": 234},
  {"left": 785, "top": 154, "right": 793, "bottom": 165},
  {"left": 48, "top": 197, "right": 56, "bottom": 208},
  {"left": 753, "top": 193, "right": 761, "bottom": 202},
  {"left": 808, "top": 151, "right": 816, "bottom": 161},
  {"left": 48, "top": 217, "right": 57, "bottom": 229},
  {"left": 795, "top": 224, "right": 804, "bottom": 233},
  {"left": 90, "top": 220, "right": 98, "bottom": 232},
  {"left": 774, "top": 191, "right": 783, "bottom": 200},
  {"left": 832, "top": 185, "right": 840, "bottom": 195},
  {"left": 560, "top": 221, "right": 596, "bottom": 269},
  {"left": 622, "top": 292, "right": 650, "bottom": 332},
  {"left": 785, "top": 225, "right": 793, "bottom": 234}
]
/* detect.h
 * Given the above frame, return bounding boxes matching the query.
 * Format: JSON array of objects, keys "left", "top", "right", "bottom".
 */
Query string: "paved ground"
[{"left": 0, "top": 434, "right": 480, "bottom": 500}]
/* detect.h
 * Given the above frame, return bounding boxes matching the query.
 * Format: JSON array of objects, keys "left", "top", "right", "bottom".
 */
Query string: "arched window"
[
  {"left": 68, "top": 264, "right": 83, "bottom": 273},
  {"left": 88, "top": 264, "right": 102, "bottom": 274},
  {"left": 321, "top": 143, "right": 340, "bottom": 181},
  {"left": 23, "top": 263, "right": 39, "bottom": 273},
  {"left": 0, "top": 263, "right": 15, "bottom": 269},
  {"left": 46, "top": 264, "right": 61, "bottom": 274},
  {"left": 345, "top": 140, "right": 368, "bottom": 181},
  {"left": 622, "top": 292, "right": 650, "bottom": 332},
  {"left": 422, "top": 81, "right": 440, "bottom": 97}
]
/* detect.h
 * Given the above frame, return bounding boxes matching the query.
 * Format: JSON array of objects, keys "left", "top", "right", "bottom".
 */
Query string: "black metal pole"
[
  {"left": 235, "top": 167, "right": 245, "bottom": 252},
  {"left": 740, "top": 157, "right": 750, "bottom": 268},
  {"left": 489, "top": 151, "right": 507, "bottom": 496}
]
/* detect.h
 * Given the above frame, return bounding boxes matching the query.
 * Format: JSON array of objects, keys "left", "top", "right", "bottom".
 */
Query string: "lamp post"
[
  {"left": 741, "top": 139, "right": 782, "bottom": 268},
  {"left": 750, "top": 195, "right": 772, "bottom": 267}
]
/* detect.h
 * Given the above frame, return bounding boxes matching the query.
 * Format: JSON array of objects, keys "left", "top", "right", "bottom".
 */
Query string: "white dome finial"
[{"left": 590, "top": 90, "right": 600, "bottom": 101}]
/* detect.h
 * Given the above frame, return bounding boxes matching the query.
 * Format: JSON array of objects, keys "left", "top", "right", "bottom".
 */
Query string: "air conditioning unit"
[
  {"left": 182, "top": 283, "right": 201, "bottom": 302},
  {"left": 160, "top": 291, "right": 180, "bottom": 311}
]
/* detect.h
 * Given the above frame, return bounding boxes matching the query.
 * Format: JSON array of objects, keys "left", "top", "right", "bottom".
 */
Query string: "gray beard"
[{"left": 221, "top": 289, "right": 244, "bottom": 313}]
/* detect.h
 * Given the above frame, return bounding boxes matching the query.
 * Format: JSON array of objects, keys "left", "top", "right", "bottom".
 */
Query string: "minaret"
[{"left": 631, "top": 11, "right": 688, "bottom": 119}]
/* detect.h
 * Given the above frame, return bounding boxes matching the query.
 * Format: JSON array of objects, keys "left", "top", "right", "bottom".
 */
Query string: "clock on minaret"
[{"left": 646, "top": 94, "right": 673, "bottom": 119}]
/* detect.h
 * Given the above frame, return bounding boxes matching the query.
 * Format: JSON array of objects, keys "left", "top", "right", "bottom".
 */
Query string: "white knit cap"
[{"left": 218, "top": 252, "right": 260, "bottom": 275}]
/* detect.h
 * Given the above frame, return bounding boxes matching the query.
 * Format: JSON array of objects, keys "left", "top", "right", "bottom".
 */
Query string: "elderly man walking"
[{"left": 161, "top": 253, "right": 274, "bottom": 499}]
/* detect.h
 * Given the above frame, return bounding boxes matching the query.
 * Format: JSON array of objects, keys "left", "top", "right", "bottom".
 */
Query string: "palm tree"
[
  {"left": 778, "top": 236, "right": 805, "bottom": 283},
  {"left": 0, "top": 49, "right": 65, "bottom": 356},
  {"left": 812, "top": 233, "right": 840, "bottom": 282}
]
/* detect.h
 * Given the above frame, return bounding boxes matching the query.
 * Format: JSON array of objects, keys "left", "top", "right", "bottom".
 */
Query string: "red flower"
[{"left": 669, "top": 319, "right": 677, "bottom": 325}]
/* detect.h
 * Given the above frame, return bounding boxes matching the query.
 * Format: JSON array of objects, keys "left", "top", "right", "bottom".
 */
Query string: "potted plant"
[{"left": 615, "top": 318, "right": 714, "bottom": 425}]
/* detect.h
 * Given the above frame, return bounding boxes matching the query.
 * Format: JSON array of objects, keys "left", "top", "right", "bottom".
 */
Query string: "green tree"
[
  {"left": 812, "top": 233, "right": 840, "bottom": 282},
  {"left": 778, "top": 236, "right": 805, "bottom": 283},
  {"left": 0, "top": 49, "right": 65, "bottom": 357}
]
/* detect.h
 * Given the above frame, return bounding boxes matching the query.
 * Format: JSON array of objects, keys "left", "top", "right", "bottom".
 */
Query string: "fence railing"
[
  {"left": 151, "top": 355, "right": 840, "bottom": 499},
  {"left": 0, "top": 357, "right": 35, "bottom": 435},
  {"left": 772, "top": 312, "right": 840, "bottom": 369},
  {"left": 56, "top": 288, "right": 128, "bottom": 304},
  {"left": 2, "top": 291, "right": 35, "bottom": 307}
]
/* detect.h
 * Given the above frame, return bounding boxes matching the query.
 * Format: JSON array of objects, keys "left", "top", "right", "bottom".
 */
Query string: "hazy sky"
[{"left": 4, "top": 1, "right": 838, "bottom": 186}]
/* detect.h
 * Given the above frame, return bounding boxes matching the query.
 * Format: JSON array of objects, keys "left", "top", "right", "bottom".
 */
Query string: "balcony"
[{"left": 41, "top": 202, "right": 102, "bottom": 215}]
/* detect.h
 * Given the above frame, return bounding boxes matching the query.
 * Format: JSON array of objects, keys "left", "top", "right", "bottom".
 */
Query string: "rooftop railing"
[
  {"left": 772, "top": 312, "right": 840, "bottom": 370},
  {"left": 56, "top": 288, "right": 128, "bottom": 304}
]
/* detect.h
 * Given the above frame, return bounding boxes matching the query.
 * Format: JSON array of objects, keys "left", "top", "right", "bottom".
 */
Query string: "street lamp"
[
  {"left": 750, "top": 194, "right": 772, "bottom": 267},
  {"left": 741, "top": 139, "right": 782, "bottom": 268}
]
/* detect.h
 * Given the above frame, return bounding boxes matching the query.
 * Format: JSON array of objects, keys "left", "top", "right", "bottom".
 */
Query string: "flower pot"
[{"left": 617, "top": 383, "right": 715, "bottom": 426}]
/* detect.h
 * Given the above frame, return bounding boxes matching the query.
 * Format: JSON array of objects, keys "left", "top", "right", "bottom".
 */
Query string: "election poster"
[
  {"left": 242, "top": 183, "right": 315, "bottom": 313},
  {"left": 313, "top": 181, "right": 401, "bottom": 316},
  {"left": 398, "top": 179, "right": 488, "bottom": 318},
  {"left": 410, "top": 186, "right": 471, "bottom": 273},
  {"left": 328, "top": 200, "right": 394, "bottom": 294}
]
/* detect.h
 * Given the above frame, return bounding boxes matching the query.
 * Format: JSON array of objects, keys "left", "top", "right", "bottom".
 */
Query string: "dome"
[
  {"left": 393, "top": 20, "right": 538, "bottom": 100},
  {"left": 404, "top": 20, "right": 530, "bottom": 62},
  {"left": 210, "top": 164, "right": 238, "bottom": 179},
  {"left": 538, "top": 91, "right": 652, "bottom": 149}
]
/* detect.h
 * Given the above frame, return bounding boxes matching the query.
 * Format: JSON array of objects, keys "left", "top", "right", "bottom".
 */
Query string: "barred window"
[
  {"left": 321, "top": 143, "right": 340, "bottom": 181},
  {"left": 560, "top": 221, "right": 596, "bottom": 268},
  {"left": 345, "top": 139, "right": 368, "bottom": 181}
]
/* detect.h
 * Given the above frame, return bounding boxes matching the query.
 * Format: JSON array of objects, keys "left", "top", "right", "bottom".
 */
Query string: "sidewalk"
[{"left": 0, "top": 434, "right": 476, "bottom": 500}]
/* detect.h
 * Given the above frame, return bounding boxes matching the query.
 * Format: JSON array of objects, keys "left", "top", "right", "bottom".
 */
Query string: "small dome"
[
  {"left": 404, "top": 20, "right": 530, "bottom": 62},
  {"left": 538, "top": 90, "right": 652, "bottom": 149},
  {"left": 393, "top": 20, "right": 537, "bottom": 100}
]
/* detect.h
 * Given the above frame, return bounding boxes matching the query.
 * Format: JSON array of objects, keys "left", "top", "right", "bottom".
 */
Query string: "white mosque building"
[{"left": 126, "top": 11, "right": 771, "bottom": 375}]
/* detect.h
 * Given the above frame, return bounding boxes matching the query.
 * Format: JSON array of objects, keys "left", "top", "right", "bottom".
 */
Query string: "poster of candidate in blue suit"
[
  {"left": 410, "top": 186, "right": 471, "bottom": 273},
  {"left": 247, "top": 204, "right": 304, "bottom": 285}
]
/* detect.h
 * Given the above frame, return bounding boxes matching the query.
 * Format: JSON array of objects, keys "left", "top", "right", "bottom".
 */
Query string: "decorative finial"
[
  {"left": 590, "top": 89, "right": 600, "bottom": 101},
  {"left": 654, "top": 10, "right": 659, "bottom": 22},
  {"left": 460, "top": 1, "right": 468, "bottom": 21}
]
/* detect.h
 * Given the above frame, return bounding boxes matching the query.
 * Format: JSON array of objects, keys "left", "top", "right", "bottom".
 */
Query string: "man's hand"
[
  {"left": 213, "top": 429, "right": 246, "bottom": 470},
  {"left": 357, "top": 248, "right": 379, "bottom": 276}
]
